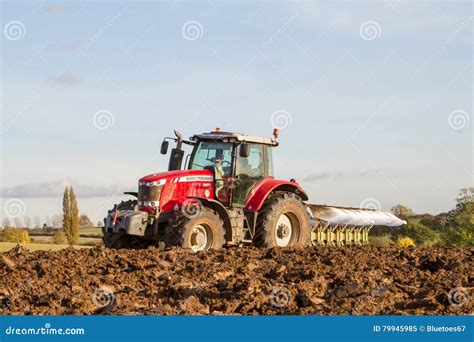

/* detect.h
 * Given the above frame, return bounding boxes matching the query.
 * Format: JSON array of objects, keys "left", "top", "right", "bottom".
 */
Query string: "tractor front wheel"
[
  {"left": 166, "top": 207, "right": 226, "bottom": 252},
  {"left": 254, "top": 192, "right": 310, "bottom": 248}
]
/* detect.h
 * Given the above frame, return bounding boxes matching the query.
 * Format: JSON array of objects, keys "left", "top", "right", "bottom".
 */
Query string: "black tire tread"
[
  {"left": 254, "top": 192, "right": 310, "bottom": 248},
  {"left": 164, "top": 207, "right": 226, "bottom": 251}
]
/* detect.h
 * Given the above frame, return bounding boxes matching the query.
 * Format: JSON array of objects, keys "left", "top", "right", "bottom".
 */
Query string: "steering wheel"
[{"left": 206, "top": 158, "right": 231, "bottom": 167}]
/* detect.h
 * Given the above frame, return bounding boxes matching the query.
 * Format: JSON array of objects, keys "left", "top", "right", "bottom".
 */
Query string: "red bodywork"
[
  {"left": 244, "top": 178, "right": 308, "bottom": 211},
  {"left": 138, "top": 169, "right": 214, "bottom": 213},
  {"left": 138, "top": 169, "right": 307, "bottom": 214}
]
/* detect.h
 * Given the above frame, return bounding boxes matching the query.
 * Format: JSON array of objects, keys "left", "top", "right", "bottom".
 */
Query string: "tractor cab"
[
  {"left": 161, "top": 128, "right": 279, "bottom": 208},
  {"left": 189, "top": 130, "right": 277, "bottom": 207}
]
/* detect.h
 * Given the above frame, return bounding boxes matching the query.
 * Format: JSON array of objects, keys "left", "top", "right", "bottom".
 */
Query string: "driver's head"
[{"left": 215, "top": 149, "right": 224, "bottom": 161}]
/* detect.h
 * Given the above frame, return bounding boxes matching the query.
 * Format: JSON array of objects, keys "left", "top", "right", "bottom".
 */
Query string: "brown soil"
[{"left": 0, "top": 245, "right": 472, "bottom": 315}]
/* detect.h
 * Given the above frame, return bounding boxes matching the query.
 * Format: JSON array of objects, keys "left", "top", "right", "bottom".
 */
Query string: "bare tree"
[
  {"left": 33, "top": 216, "right": 41, "bottom": 229},
  {"left": 391, "top": 204, "right": 414, "bottom": 220},
  {"left": 79, "top": 214, "right": 93, "bottom": 229},
  {"left": 23, "top": 216, "right": 31, "bottom": 229},
  {"left": 51, "top": 214, "right": 63, "bottom": 229},
  {"left": 14, "top": 217, "right": 22, "bottom": 228},
  {"left": 45, "top": 216, "right": 52, "bottom": 227},
  {"left": 2, "top": 218, "right": 11, "bottom": 228}
]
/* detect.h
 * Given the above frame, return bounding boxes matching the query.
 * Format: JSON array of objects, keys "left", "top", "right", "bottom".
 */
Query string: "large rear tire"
[
  {"left": 165, "top": 207, "right": 226, "bottom": 252},
  {"left": 254, "top": 192, "right": 310, "bottom": 248}
]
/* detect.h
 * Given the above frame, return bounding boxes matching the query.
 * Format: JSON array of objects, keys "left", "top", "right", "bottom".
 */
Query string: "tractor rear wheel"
[
  {"left": 165, "top": 207, "right": 226, "bottom": 252},
  {"left": 254, "top": 192, "right": 310, "bottom": 248}
]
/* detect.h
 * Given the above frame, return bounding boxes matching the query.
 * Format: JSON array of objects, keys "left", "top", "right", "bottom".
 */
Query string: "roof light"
[
  {"left": 215, "top": 127, "right": 222, "bottom": 132},
  {"left": 273, "top": 128, "right": 279, "bottom": 139}
]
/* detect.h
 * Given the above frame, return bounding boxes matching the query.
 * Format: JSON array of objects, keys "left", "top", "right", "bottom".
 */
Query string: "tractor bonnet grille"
[{"left": 138, "top": 185, "right": 163, "bottom": 204}]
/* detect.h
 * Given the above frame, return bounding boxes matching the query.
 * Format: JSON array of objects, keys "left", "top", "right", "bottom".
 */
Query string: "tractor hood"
[
  {"left": 137, "top": 169, "right": 215, "bottom": 213},
  {"left": 139, "top": 169, "right": 213, "bottom": 185}
]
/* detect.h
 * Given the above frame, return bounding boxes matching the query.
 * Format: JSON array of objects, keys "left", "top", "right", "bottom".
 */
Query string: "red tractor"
[{"left": 103, "top": 129, "right": 405, "bottom": 251}]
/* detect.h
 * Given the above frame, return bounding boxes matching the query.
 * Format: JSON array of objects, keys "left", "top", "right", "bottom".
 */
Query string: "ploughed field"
[{"left": 0, "top": 245, "right": 472, "bottom": 315}]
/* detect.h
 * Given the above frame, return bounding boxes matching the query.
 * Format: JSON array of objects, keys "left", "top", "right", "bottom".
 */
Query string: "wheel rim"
[
  {"left": 275, "top": 213, "right": 293, "bottom": 247},
  {"left": 190, "top": 224, "right": 212, "bottom": 251}
]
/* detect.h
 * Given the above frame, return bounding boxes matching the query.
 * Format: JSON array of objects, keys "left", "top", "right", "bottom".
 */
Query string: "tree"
[
  {"left": 62, "top": 186, "right": 80, "bottom": 245},
  {"left": 33, "top": 216, "right": 41, "bottom": 229},
  {"left": 14, "top": 217, "right": 22, "bottom": 228},
  {"left": 51, "top": 214, "right": 63, "bottom": 228},
  {"left": 63, "top": 187, "right": 71, "bottom": 243},
  {"left": 70, "top": 187, "right": 80, "bottom": 245},
  {"left": 2, "top": 218, "right": 11, "bottom": 228},
  {"left": 79, "top": 214, "right": 93, "bottom": 229},
  {"left": 454, "top": 188, "right": 473, "bottom": 227},
  {"left": 1, "top": 228, "right": 30, "bottom": 243},
  {"left": 391, "top": 221, "right": 436, "bottom": 246},
  {"left": 443, "top": 188, "right": 474, "bottom": 247},
  {"left": 391, "top": 204, "right": 414, "bottom": 220},
  {"left": 52, "top": 229, "right": 68, "bottom": 245},
  {"left": 23, "top": 216, "right": 31, "bottom": 229}
]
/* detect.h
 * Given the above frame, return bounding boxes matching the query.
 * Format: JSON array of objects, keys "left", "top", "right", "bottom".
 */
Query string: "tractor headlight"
[{"left": 137, "top": 183, "right": 163, "bottom": 207}]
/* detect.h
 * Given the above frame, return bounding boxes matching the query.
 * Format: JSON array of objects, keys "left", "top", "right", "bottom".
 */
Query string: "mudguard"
[
  {"left": 189, "top": 197, "right": 233, "bottom": 241},
  {"left": 244, "top": 178, "right": 308, "bottom": 212}
]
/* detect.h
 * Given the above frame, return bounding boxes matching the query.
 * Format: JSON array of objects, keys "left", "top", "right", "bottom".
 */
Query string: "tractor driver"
[
  {"left": 236, "top": 148, "right": 264, "bottom": 178},
  {"left": 212, "top": 149, "right": 231, "bottom": 199}
]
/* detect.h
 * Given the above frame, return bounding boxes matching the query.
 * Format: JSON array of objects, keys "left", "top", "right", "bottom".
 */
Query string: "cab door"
[{"left": 233, "top": 144, "right": 266, "bottom": 207}]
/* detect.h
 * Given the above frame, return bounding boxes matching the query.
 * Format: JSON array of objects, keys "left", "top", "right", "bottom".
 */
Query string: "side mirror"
[
  {"left": 160, "top": 141, "right": 169, "bottom": 155},
  {"left": 239, "top": 143, "right": 250, "bottom": 158}
]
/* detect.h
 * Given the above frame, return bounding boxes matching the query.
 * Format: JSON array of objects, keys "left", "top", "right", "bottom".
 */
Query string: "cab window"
[
  {"left": 236, "top": 144, "right": 264, "bottom": 178},
  {"left": 190, "top": 142, "right": 232, "bottom": 176},
  {"left": 265, "top": 146, "right": 274, "bottom": 177}
]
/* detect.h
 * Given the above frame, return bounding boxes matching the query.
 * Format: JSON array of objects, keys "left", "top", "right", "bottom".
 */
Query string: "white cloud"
[
  {"left": 0, "top": 179, "right": 132, "bottom": 198},
  {"left": 295, "top": 2, "right": 461, "bottom": 35}
]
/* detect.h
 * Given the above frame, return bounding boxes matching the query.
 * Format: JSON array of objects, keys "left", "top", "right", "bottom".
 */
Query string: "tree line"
[
  {"left": 2, "top": 213, "right": 101, "bottom": 230},
  {"left": 374, "top": 187, "right": 473, "bottom": 247},
  {"left": 1, "top": 186, "right": 472, "bottom": 247},
  {"left": 1, "top": 186, "right": 103, "bottom": 246}
]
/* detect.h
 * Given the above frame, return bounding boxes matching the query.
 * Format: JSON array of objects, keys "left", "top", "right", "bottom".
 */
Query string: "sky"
[{"left": 0, "top": 0, "right": 472, "bottom": 226}]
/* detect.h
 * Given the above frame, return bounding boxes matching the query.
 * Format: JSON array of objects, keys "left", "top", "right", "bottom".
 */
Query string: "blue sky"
[{"left": 0, "top": 0, "right": 472, "bottom": 225}]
